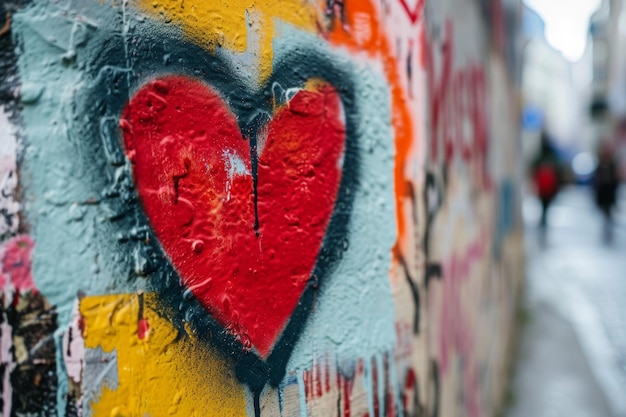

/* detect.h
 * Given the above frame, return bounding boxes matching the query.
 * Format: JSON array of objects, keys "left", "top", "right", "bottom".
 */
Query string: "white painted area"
[
  {"left": 0, "top": 108, "right": 16, "bottom": 158},
  {"left": 0, "top": 106, "right": 19, "bottom": 237},
  {"left": 222, "top": 149, "right": 250, "bottom": 201},
  {"left": 223, "top": 149, "right": 249, "bottom": 179},
  {"left": 271, "top": 82, "right": 302, "bottom": 106},
  {"left": 62, "top": 299, "right": 85, "bottom": 384}
]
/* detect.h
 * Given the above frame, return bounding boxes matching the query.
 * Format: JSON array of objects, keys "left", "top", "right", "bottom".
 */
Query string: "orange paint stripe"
[{"left": 325, "top": 0, "right": 415, "bottom": 257}]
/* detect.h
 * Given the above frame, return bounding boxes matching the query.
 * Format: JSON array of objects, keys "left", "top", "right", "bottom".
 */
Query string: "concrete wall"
[{"left": 0, "top": 0, "right": 524, "bottom": 416}]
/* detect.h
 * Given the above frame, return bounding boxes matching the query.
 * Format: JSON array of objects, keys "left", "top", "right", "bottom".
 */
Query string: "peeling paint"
[
  {"left": 81, "top": 293, "right": 248, "bottom": 417},
  {"left": 0, "top": 107, "right": 19, "bottom": 240}
]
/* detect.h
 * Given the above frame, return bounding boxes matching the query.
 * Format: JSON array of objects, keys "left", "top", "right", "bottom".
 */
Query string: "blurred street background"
[
  {"left": 508, "top": 187, "right": 626, "bottom": 417},
  {"left": 510, "top": 0, "right": 626, "bottom": 415}
]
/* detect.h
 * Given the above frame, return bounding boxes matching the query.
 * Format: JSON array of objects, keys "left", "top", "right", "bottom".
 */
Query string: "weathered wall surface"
[{"left": 0, "top": 0, "right": 524, "bottom": 416}]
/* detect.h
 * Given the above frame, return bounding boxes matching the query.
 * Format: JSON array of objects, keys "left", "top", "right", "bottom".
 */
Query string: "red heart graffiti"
[{"left": 121, "top": 76, "right": 346, "bottom": 358}]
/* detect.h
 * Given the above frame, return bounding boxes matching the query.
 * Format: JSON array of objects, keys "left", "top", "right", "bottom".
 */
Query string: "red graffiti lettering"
[{"left": 424, "top": 22, "right": 490, "bottom": 188}]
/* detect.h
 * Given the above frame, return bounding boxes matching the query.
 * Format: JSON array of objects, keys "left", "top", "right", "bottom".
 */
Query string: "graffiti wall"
[{"left": 0, "top": 0, "right": 524, "bottom": 416}]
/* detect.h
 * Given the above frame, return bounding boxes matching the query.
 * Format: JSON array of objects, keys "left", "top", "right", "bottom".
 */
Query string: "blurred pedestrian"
[
  {"left": 531, "top": 131, "right": 562, "bottom": 230},
  {"left": 592, "top": 143, "right": 619, "bottom": 242}
]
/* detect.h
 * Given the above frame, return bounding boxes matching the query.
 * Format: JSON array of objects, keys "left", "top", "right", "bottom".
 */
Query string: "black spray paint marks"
[
  {"left": 253, "top": 390, "right": 262, "bottom": 417},
  {"left": 74, "top": 17, "right": 362, "bottom": 397},
  {"left": 398, "top": 254, "right": 421, "bottom": 335},
  {"left": 423, "top": 171, "right": 444, "bottom": 288},
  {"left": 242, "top": 113, "right": 270, "bottom": 237},
  {"left": 429, "top": 359, "right": 440, "bottom": 417}
]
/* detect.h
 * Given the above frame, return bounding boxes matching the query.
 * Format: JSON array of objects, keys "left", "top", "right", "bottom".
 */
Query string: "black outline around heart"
[{"left": 78, "top": 22, "right": 361, "bottom": 398}]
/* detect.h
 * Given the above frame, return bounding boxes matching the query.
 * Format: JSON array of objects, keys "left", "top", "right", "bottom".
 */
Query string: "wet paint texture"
[
  {"left": 123, "top": 76, "right": 346, "bottom": 357},
  {"left": 134, "top": 0, "right": 317, "bottom": 79},
  {"left": 4, "top": 0, "right": 524, "bottom": 416},
  {"left": 81, "top": 293, "right": 247, "bottom": 416}
]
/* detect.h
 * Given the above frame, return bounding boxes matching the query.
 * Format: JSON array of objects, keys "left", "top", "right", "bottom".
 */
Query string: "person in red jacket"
[{"left": 531, "top": 131, "right": 562, "bottom": 230}]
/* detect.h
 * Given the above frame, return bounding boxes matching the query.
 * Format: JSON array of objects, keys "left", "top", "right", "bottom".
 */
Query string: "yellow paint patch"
[
  {"left": 81, "top": 293, "right": 247, "bottom": 417},
  {"left": 131, "top": 0, "right": 319, "bottom": 80}
]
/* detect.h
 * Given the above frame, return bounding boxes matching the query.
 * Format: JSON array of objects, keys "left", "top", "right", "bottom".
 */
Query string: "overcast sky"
[{"left": 525, "top": 0, "right": 601, "bottom": 61}]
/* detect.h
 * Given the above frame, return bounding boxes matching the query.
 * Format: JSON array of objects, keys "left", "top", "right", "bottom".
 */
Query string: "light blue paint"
[
  {"left": 274, "top": 27, "right": 398, "bottom": 373},
  {"left": 278, "top": 386, "right": 284, "bottom": 417},
  {"left": 278, "top": 374, "right": 298, "bottom": 417},
  {"left": 388, "top": 356, "right": 404, "bottom": 415},
  {"left": 54, "top": 329, "right": 68, "bottom": 417},
  {"left": 223, "top": 149, "right": 249, "bottom": 177},
  {"left": 81, "top": 347, "right": 119, "bottom": 417},
  {"left": 15, "top": 3, "right": 398, "bottom": 413},
  {"left": 363, "top": 358, "right": 375, "bottom": 417},
  {"left": 493, "top": 179, "right": 516, "bottom": 258},
  {"left": 376, "top": 353, "right": 385, "bottom": 415},
  {"left": 297, "top": 370, "right": 308, "bottom": 417},
  {"left": 13, "top": 4, "right": 145, "bottom": 415},
  {"left": 223, "top": 148, "right": 250, "bottom": 201},
  {"left": 13, "top": 0, "right": 145, "bottom": 327}
]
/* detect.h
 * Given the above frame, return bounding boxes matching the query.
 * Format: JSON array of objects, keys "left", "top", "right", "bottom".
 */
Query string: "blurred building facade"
[
  {"left": 520, "top": 5, "right": 590, "bottom": 167},
  {"left": 589, "top": 0, "right": 618, "bottom": 141},
  {"left": 589, "top": 0, "right": 626, "bottom": 175}
]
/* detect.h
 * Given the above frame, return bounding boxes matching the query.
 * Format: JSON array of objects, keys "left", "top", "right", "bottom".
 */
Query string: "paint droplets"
[
  {"left": 137, "top": 292, "right": 150, "bottom": 340},
  {"left": 191, "top": 239, "right": 204, "bottom": 254},
  {"left": 223, "top": 148, "right": 250, "bottom": 202},
  {"left": 283, "top": 353, "right": 403, "bottom": 417},
  {"left": 137, "top": 318, "right": 150, "bottom": 340}
]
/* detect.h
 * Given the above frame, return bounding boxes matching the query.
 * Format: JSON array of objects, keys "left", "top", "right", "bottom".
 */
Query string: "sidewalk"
[
  {"left": 507, "top": 299, "right": 613, "bottom": 417},
  {"left": 506, "top": 186, "right": 626, "bottom": 417}
]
